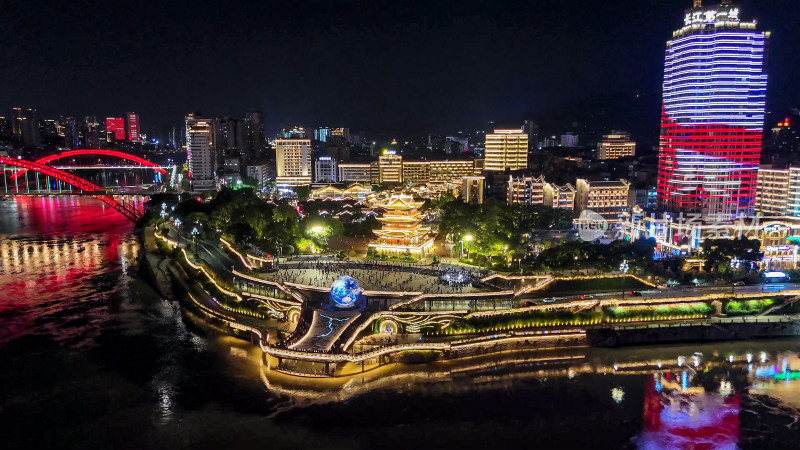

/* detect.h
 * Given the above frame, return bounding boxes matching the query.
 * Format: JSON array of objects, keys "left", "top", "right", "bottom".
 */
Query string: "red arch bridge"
[{"left": 0, "top": 152, "right": 169, "bottom": 221}]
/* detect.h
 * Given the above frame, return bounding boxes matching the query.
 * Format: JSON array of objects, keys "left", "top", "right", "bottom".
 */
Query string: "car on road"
[
  {"left": 522, "top": 301, "right": 538, "bottom": 307},
  {"left": 732, "top": 281, "right": 745, "bottom": 286},
  {"left": 627, "top": 291, "right": 643, "bottom": 296},
  {"left": 543, "top": 298, "right": 557, "bottom": 303}
]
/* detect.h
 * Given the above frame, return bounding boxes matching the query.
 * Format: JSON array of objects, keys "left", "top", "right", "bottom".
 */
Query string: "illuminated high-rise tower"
[
  {"left": 126, "top": 112, "right": 140, "bottom": 141},
  {"left": 656, "top": 1, "right": 769, "bottom": 220}
]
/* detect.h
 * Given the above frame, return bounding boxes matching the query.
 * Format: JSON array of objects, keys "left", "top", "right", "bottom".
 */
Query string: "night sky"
[{"left": 2, "top": 0, "right": 798, "bottom": 142}]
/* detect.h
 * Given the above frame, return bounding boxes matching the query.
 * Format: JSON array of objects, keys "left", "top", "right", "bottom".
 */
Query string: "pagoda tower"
[{"left": 369, "top": 194, "right": 434, "bottom": 258}]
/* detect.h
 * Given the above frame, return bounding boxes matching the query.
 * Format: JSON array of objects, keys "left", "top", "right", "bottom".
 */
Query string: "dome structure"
[{"left": 330, "top": 276, "right": 361, "bottom": 308}]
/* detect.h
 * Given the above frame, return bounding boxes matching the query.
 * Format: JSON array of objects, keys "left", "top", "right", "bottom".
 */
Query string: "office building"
[
  {"left": 575, "top": 179, "right": 630, "bottom": 221},
  {"left": 598, "top": 131, "right": 636, "bottom": 159},
  {"left": 126, "top": 112, "right": 140, "bottom": 141},
  {"left": 402, "top": 161, "right": 429, "bottom": 184},
  {"left": 315, "top": 156, "right": 338, "bottom": 182},
  {"left": 338, "top": 163, "right": 372, "bottom": 183},
  {"left": 106, "top": 117, "right": 126, "bottom": 141},
  {"left": 378, "top": 151, "right": 403, "bottom": 184},
  {"left": 484, "top": 129, "right": 528, "bottom": 171},
  {"left": 275, "top": 138, "right": 312, "bottom": 186},
  {"left": 186, "top": 113, "right": 215, "bottom": 191},
  {"left": 657, "top": 1, "right": 769, "bottom": 220}
]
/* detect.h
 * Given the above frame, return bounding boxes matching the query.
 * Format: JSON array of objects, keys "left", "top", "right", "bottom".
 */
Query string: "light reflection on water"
[{"left": 1, "top": 196, "right": 800, "bottom": 449}]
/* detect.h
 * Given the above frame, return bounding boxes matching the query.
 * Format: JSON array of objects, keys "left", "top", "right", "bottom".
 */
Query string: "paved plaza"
[{"left": 258, "top": 259, "right": 487, "bottom": 294}]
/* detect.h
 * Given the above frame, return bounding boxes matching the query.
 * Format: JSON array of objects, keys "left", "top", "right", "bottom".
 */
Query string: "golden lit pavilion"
[{"left": 369, "top": 194, "right": 434, "bottom": 258}]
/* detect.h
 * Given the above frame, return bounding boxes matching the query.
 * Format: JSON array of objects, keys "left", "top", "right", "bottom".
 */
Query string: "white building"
[
  {"left": 275, "top": 138, "right": 312, "bottom": 186},
  {"left": 186, "top": 113, "right": 215, "bottom": 191},
  {"left": 315, "top": 156, "right": 338, "bottom": 182}
]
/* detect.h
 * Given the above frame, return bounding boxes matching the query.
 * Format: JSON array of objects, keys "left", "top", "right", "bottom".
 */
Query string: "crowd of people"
[{"left": 262, "top": 257, "right": 490, "bottom": 294}]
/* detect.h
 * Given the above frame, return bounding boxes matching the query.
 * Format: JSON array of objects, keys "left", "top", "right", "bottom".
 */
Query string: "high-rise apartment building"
[
  {"left": 657, "top": 1, "right": 769, "bottom": 220},
  {"left": 275, "top": 138, "right": 312, "bottom": 186},
  {"left": 243, "top": 110, "right": 265, "bottom": 158},
  {"left": 126, "top": 112, "right": 140, "bottom": 141},
  {"left": 186, "top": 113, "right": 215, "bottom": 191},
  {"left": 15, "top": 108, "right": 40, "bottom": 147},
  {"left": 106, "top": 117, "right": 126, "bottom": 141},
  {"left": 12, "top": 107, "right": 23, "bottom": 136},
  {"left": 755, "top": 166, "right": 800, "bottom": 217},
  {"left": 484, "top": 129, "right": 528, "bottom": 171},
  {"left": 63, "top": 117, "right": 78, "bottom": 149},
  {"left": 598, "top": 131, "right": 636, "bottom": 159},
  {"left": 523, "top": 120, "right": 539, "bottom": 150}
]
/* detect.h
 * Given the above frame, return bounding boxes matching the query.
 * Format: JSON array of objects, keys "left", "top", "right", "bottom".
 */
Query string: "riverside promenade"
[{"left": 146, "top": 227, "right": 800, "bottom": 379}]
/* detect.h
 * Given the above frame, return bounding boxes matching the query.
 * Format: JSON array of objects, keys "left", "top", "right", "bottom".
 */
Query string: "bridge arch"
[
  {"left": 0, "top": 156, "right": 143, "bottom": 221},
  {"left": 9, "top": 149, "right": 167, "bottom": 181}
]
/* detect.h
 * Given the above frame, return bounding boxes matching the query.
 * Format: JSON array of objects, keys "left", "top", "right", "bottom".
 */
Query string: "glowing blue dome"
[{"left": 330, "top": 276, "right": 361, "bottom": 308}]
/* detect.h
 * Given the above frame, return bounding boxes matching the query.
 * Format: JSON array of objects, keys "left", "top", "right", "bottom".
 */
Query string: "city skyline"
[{"left": 2, "top": 0, "right": 799, "bottom": 142}]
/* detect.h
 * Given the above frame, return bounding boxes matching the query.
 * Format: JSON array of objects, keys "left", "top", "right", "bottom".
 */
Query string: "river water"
[{"left": 1, "top": 196, "right": 800, "bottom": 449}]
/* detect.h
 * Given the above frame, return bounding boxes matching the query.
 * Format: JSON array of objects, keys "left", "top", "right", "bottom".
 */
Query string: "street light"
[
  {"left": 462, "top": 234, "right": 473, "bottom": 260},
  {"left": 620, "top": 259, "right": 629, "bottom": 298},
  {"left": 191, "top": 227, "right": 199, "bottom": 252}
]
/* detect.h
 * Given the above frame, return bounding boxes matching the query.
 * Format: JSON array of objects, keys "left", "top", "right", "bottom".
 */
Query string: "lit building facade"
[
  {"left": 314, "top": 156, "right": 338, "bottom": 182},
  {"left": 186, "top": 113, "right": 215, "bottom": 191},
  {"left": 309, "top": 183, "right": 371, "bottom": 200},
  {"left": 369, "top": 194, "right": 434, "bottom": 258},
  {"left": 462, "top": 176, "right": 485, "bottom": 204},
  {"left": 338, "top": 163, "right": 372, "bottom": 183},
  {"left": 755, "top": 166, "right": 800, "bottom": 217},
  {"left": 484, "top": 129, "right": 527, "bottom": 171},
  {"left": 657, "top": 1, "right": 769, "bottom": 220},
  {"left": 507, "top": 175, "right": 546, "bottom": 204},
  {"left": 275, "top": 138, "right": 312, "bottom": 186},
  {"left": 126, "top": 112, "right": 140, "bottom": 141},
  {"left": 575, "top": 179, "right": 630, "bottom": 221},
  {"left": 598, "top": 131, "right": 636, "bottom": 159},
  {"left": 543, "top": 183, "right": 576, "bottom": 210},
  {"left": 106, "top": 117, "right": 125, "bottom": 141},
  {"left": 378, "top": 152, "right": 403, "bottom": 184}
]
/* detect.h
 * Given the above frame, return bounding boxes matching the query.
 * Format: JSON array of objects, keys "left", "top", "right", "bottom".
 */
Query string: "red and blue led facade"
[{"left": 657, "top": 2, "right": 768, "bottom": 220}]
